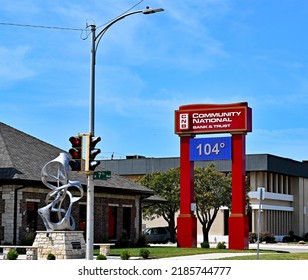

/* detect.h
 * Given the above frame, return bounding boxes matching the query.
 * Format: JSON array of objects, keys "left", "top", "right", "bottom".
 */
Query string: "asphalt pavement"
[{"left": 249, "top": 242, "right": 308, "bottom": 253}]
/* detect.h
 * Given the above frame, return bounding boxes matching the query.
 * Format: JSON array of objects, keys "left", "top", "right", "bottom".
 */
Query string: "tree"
[
  {"left": 194, "top": 164, "right": 232, "bottom": 243},
  {"left": 136, "top": 168, "right": 180, "bottom": 242}
]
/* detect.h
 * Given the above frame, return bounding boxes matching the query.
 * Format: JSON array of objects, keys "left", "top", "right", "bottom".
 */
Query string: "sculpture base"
[{"left": 33, "top": 231, "right": 86, "bottom": 259}]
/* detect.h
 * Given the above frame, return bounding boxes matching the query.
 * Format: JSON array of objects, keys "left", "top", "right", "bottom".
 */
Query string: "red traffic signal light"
[
  {"left": 69, "top": 136, "right": 82, "bottom": 171},
  {"left": 86, "top": 135, "right": 101, "bottom": 171},
  {"left": 69, "top": 136, "right": 82, "bottom": 147}
]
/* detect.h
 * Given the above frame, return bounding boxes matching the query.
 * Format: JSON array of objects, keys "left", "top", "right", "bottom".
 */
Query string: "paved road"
[
  {"left": 249, "top": 242, "right": 308, "bottom": 253},
  {"left": 159, "top": 252, "right": 257, "bottom": 260},
  {"left": 151, "top": 242, "right": 308, "bottom": 253}
]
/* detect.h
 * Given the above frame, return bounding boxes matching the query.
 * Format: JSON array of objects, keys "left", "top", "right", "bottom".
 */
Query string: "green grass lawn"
[
  {"left": 104, "top": 246, "right": 308, "bottom": 260},
  {"left": 109, "top": 247, "right": 225, "bottom": 258}
]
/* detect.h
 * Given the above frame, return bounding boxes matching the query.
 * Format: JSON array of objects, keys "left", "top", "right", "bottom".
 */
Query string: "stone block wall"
[{"left": 33, "top": 231, "right": 86, "bottom": 259}]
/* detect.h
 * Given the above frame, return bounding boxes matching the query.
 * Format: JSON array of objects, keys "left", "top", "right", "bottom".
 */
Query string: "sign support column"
[
  {"left": 175, "top": 102, "right": 252, "bottom": 250},
  {"left": 228, "top": 133, "right": 249, "bottom": 249},
  {"left": 174, "top": 102, "right": 252, "bottom": 250},
  {"left": 177, "top": 135, "right": 197, "bottom": 247}
]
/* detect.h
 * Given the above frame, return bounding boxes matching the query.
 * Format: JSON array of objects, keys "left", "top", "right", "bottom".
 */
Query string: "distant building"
[
  {"left": 0, "top": 122, "right": 154, "bottom": 245},
  {"left": 102, "top": 154, "right": 308, "bottom": 242}
]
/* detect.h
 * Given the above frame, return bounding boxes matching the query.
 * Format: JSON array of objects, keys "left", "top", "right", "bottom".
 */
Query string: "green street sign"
[{"left": 93, "top": 171, "right": 111, "bottom": 180}]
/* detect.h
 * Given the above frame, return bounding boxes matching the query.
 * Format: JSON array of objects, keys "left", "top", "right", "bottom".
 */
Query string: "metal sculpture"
[{"left": 38, "top": 152, "right": 83, "bottom": 231}]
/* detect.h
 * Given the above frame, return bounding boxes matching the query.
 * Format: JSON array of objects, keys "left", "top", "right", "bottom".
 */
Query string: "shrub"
[
  {"left": 282, "top": 231, "right": 302, "bottom": 242},
  {"left": 249, "top": 232, "right": 276, "bottom": 243},
  {"left": 7, "top": 249, "right": 19, "bottom": 260},
  {"left": 139, "top": 248, "right": 150, "bottom": 259},
  {"left": 261, "top": 232, "right": 276, "bottom": 243},
  {"left": 216, "top": 242, "right": 227, "bottom": 249},
  {"left": 47, "top": 253, "right": 56, "bottom": 260},
  {"left": 96, "top": 254, "right": 107, "bottom": 260},
  {"left": 120, "top": 250, "right": 131, "bottom": 260},
  {"left": 249, "top": 232, "right": 258, "bottom": 243},
  {"left": 200, "top": 241, "right": 210, "bottom": 248},
  {"left": 303, "top": 233, "right": 308, "bottom": 241}
]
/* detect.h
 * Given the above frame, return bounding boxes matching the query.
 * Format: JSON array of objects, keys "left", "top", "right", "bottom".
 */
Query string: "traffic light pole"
[
  {"left": 86, "top": 175, "right": 95, "bottom": 260},
  {"left": 85, "top": 24, "right": 96, "bottom": 260}
]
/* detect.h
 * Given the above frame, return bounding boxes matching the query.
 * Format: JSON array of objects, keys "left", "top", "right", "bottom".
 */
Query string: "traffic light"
[
  {"left": 69, "top": 136, "right": 82, "bottom": 171},
  {"left": 86, "top": 135, "right": 101, "bottom": 171}
]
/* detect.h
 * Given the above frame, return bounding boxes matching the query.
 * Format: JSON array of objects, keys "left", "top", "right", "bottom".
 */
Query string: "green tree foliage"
[
  {"left": 136, "top": 168, "right": 180, "bottom": 242},
  {"left": 194, "top": 164, "right": 232, "bottom": 243}
]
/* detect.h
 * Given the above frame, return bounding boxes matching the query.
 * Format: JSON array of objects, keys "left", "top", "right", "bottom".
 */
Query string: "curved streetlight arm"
[
  {"left": 94, "top": 7, "right": 164, "bottom": 54},
  {"left": 89, "top": 6, "right": 164, "bottom": 134}
]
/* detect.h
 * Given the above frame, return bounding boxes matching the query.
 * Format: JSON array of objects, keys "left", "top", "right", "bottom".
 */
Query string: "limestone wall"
[{"left": 33, "top": 231, "right": 86, "bottom": 259}]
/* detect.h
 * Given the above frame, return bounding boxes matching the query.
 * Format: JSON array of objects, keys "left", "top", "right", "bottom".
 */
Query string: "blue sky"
[{"left": 1, "top": 0, "right": 308, "bottom": 162}]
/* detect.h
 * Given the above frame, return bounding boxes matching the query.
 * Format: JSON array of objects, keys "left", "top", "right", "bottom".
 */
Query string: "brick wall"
[
  {"left": 93, "top": 195, "right": 137, "bottom": 244},
  {"left": 0, "top": 184, "right": 141, "bottom": 245},
  {"left": 0, "top": 189, "right": 3, "bottom": 242}
]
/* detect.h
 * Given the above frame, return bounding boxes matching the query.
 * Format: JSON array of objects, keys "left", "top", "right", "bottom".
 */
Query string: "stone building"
[{"left": 0, "top": 122, "right": 154, "bottom": 245}]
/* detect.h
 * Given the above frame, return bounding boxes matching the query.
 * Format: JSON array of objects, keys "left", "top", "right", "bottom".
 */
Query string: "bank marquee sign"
[{"left": 175, "top": 103, "right": 252, "bottom": 135}]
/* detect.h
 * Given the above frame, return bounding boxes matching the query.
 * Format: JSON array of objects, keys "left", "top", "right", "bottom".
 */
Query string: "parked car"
[{"left": 143, "top": 227, "right": 171, "bottom": 244}]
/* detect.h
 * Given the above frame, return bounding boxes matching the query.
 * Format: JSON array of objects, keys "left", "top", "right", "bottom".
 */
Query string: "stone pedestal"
[{"left": 33, "top": 231, "right": 86, "bottom": 260}]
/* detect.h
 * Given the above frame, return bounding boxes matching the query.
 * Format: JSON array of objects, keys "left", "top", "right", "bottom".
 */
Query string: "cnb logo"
[{"left": 179, "top": 113, "right": 189, "bottom": 130}]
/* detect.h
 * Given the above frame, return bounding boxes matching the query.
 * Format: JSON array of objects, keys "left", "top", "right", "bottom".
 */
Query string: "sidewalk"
[
  {"left": 2, "top": 242, "right": 308, "bottom": 260},
  {"left": 1, "top": 253, "right": 256, "bottom": 260},
  {"left": 158, "top": 252, "right": 258, "bottom": 260},
  {"left": 0, "top": 251, "right": 261, "bottom": 260}
]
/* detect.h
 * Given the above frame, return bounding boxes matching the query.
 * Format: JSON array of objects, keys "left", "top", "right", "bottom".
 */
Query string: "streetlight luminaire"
[{"left": 143, "top": 7, "right": 164, "bottom": 14}]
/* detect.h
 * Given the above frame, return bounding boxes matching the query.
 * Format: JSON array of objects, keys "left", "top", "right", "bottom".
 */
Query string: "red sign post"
[{"left": 175, "top": 102, "right": 252, "bottom": 249}]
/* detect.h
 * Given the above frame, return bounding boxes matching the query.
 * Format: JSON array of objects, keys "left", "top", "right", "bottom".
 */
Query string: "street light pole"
[
  {"left": 86, "top": 7, "right": 164, "bottom": 260},
  {"left": 89, "top": 24, "right": 96, "bottom": 136}
]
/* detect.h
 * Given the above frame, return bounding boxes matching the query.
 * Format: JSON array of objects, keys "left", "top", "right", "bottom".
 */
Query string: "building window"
[
  {"left": 108, "top": 206, "right": 117, "bottom": 239},
  {"left": 79, "top": 204, "right": 86, "bottom": 231},
  {"left": 223, "top": 209, "right": 229, "bottom": 235},
  {"left": 26, "top": 202, "right": 38, "bottom": 232},
  {"left": 122, "top": 207, "right": 131, "bottom": 239}
]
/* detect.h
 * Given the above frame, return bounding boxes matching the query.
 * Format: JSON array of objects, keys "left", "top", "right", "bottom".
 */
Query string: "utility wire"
[
  {"left": 0, "top": 21, "right": 84, "bottom": 31},
  {"left": 96, "top": 0, "right": 145, "bottom": 29},
  {"left": 0, "top": 0, "right": 145, "bottom": 38}
]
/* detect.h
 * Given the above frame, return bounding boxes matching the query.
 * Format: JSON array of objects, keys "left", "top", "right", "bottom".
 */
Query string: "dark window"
[
  {"left": 223, "top": 209, "right": 229, "bottom": 235},
  {"left": 79, "top": 204, "right": 86, "bottom": 231},
  {"left": 122, "top": 207, "right": 131, "bottom": 239},
  {"left": 26, "top": 202, "right": 38, "bottom": 232},
  {"left": 157, "top": 227, "right": 166, "bottom": 234},
  {"left": 108, "top": 206, "right": 117, "bottom": 239}
]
